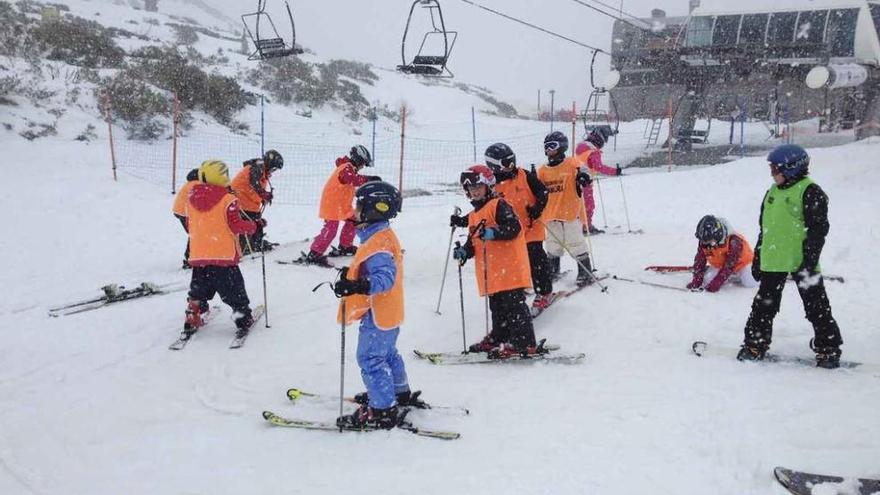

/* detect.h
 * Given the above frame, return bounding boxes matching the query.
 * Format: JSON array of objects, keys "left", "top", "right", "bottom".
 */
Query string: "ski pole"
[
  {"left": 435, "top": 206, "right": 462, "bottom": 315},
  {"left": 480, "top": 230, "right": 490, "bottom": 338},
  {"left": 538, "top": 219, "right": 609, "bottom": 293},
  {"left": 594, "top": 176, "right": 609, "bottom": 229},
  {"left": 456, "top": 242, "right": 467, "bottom": 354},
  {"left": 339, "top": 298, "right": 346, "bottom": 432},
  {"left": 617, "top": 168, "right": 633, "bottom": 233},
  {"left": 261, "top": 248, "right": 270, "bottom": 328},
  {"left": 611, "top": 275, "right": 689, "bottom": 292}
]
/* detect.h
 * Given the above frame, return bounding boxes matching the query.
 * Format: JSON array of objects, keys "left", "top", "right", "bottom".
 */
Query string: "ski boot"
[
  {"left": 487, "top": 341, "right": 546, "bottom": 360},
  {"left": 233, "top": 310, "right": 254, "bottom": 340},
  {"left": 575, "top": 254, "right": 594, "bottom": 287},
  {"left": 336, "top": 404, "right": 405, "bottom": 430},
  {"left": 468, "top": 335, "right": 497, "bottom": 353},
  {"left": 328, "top": 245, "right": 357, "bottom": 257},
  {"left": 184, "top": 299, "right": 210, "bottom": 333},
  {"left": 295, "top": 250, "right": 333, "bottom": 267},
  {"left": 530, "top": 293, "right": 555, "bottom": 317},
  {"left": 736, "top": 344, "right": 767, "bottom": 362},
  {"left": 810, "top": 339, "right": 841, "bottom": 369},
  {"left": 354, "top": 390, "right": 429, "bottom": 409},
  {"left": 588, "top": 225, "right": 605, "bottom": 235},
  {"left": 260, "top": 240, "right": 279, "bottom": 252}
]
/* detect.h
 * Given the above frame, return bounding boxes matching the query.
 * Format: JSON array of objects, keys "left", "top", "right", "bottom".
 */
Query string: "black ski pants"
[
  {"left": 527, "top": 241, "right": 553, "bottom": 296},
  {"left": 240, "top": 210, "right": 264, "bottom": 253},
  {"left": 188, "top": 265, "right": 252, "bottom": 328},
  {"left": 489, "top": 288, "right": 537, "bottom": 350},
  {"left": 175, "top": 214, "right": 189, "bottom": 262},
  {"left": 743, "top": 271, "right": 842, "bottom": 350}
]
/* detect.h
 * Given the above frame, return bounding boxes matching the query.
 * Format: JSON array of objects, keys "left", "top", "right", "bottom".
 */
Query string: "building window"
[
  {"left": 712, "top": 15, "right": 742, "bottom": 46},
  {"left": 739, "top": 14, "right": 769, "bottom": 45},
  {"left": 686, "top": 16, "right": 714, "bottom": 47},
  {"left": 825, "top": 9, "right": 857, "bottom": 57},
  {"left": 767, "top": 11, "right": 798, "bottom": 44},
  {"left": 795, "top": 10, "right": 828, "bottom": 44}
]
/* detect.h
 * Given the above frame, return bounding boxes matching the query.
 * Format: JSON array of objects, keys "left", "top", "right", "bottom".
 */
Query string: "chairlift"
[
  {"left": 582, "top": 51, "right": 621, "bottom": 148},
  {"left": 241, "top": 0, "right": 303, "bottom": 61},
  {"left": 397, "top": 0, "right": 458, "bottom": 77}
]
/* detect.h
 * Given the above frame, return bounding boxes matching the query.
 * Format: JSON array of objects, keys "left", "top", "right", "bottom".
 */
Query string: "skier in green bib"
[{"left": 738, "top": 144, "right": 843, "bottom": 368}]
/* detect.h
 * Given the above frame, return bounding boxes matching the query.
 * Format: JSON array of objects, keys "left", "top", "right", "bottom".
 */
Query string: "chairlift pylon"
[
  {"left": 241, "top": 0, "right": 303, "bottom": 61},
  {"left": 397, "top": 0, "right": 458, "bottom": 77},
  {"left": 582, "top": 50, "right": 620, "bottom": 147}
]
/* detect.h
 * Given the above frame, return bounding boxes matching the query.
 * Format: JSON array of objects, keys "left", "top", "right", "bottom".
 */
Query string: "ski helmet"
[
  {"left": 263, "top": 149, "right": 284, "bottom": 170},
  {"left": 544, "top": 131, "right": 568, "bottom": 154},
  {"left": 767, "top": 144, "right": 809, "bottom": 179},
  {"left": 484, "top": 143, "right": 516, "bottom": 174},
  {"left": 695, "top": 215, "right": 728, "bottom": 246},
  {"left": 355, "top": 181, "right": 401, "bottom": 222},
  {"left": 586, "top": 130, "right": 606, "bottom": 149},
  {"left": 459, "top": 164, "right": 496, "bottom": 193},
  {"left": 350, "top": 145, "right": 373, "bottom": 168},
  {"left": 198, "top": 159, "right": 230, "bottom": 186},
  {"left": 186, "top": 168, "right": 199, "bottom": 182}
]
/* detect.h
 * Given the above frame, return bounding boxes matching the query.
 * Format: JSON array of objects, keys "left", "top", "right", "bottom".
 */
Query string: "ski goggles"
[
  {"left": 486, "top": 156, "right": 515, "bottom": 170},
  {"left": 544, "top": 141, "right": 563, "bottom": 152}
]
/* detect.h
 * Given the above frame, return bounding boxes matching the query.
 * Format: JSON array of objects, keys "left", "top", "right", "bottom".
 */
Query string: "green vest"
[{"left": 759, "top": 177, "right": 817, "bottom": 272}]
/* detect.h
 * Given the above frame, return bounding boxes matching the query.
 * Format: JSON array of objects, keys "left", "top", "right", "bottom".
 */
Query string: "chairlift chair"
[
  {"left": 582, "top": 51, "right": 621, "bottom": 148},
  {"left": 397, "top": 0, "right": 458, "bottom": 77},
  {"left": 242, "top": 0, "right": 303, "bottom": 61}
]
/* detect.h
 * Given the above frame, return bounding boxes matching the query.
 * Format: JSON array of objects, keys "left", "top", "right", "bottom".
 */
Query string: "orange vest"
[
  {"left": 230, "top": 165, "right": 267, "bottom": 213},
  {"left": 468, "top": 198, "right": 532, "bottom": 296},
  {"left": 494, "top": 169, "right": 545, "bottom": 243},
  {"left": 538, "top": 156, "right": 583, "bottom": 222},
  {"left": 172, "top": 180, "right": 198, "bottom": 217},
  {"left": 575, "top": 148, "right": 594, "bottom": 172},
  {"left": 319, "top": 164, "right": 356, "bottom": 221},
  {"left": 703, "top": 233, "right": 754, "bottom": 273},
  {"left": 187, "top": 193, "right": 241, "bottom": 265},
  {"left": 337, "top": 228, "right": 404, "bottom": 329}
]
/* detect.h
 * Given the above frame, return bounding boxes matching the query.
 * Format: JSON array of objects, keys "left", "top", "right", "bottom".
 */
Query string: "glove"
[
  {"left": 616, "top": 165, "right": 623, "bottom": 176},
  {"left": 526, "top": 204, "right": 541, "bottom": 221},
  {"left": 260, "top": 190, "right": 273, "bottom": 204},
  {"left": 479, "top": 227, "right": 497, "bottom": 241},
  {"left": 686, "top": 277, "right": 703, "bottom": 291},
  {"left": 333, "top": 273, "right": 370, "bottom": 297},
  {"left": 450, "top": 214, "right": 468, "bottom": 228},
  {"left": 576, "top": 170, "right": 592, "bottom": 187},
  {"left": 452, "top": 244, "right": 468, "bottom": 265},
  {"left": 256, "top": 218, "right": 268, "bottom": 228},
  {"left": 705, "top": 278, "right": 723, "bottom": 293}
]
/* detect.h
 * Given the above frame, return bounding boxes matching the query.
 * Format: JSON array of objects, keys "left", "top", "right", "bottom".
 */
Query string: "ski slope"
[{"left": 1, "top": 132, "right": 878, "bottom": 495}]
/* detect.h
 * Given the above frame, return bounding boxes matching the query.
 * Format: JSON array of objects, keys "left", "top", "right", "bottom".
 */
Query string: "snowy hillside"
[{"left": 1, "top": 127, "right": 879, "bottom": 494}]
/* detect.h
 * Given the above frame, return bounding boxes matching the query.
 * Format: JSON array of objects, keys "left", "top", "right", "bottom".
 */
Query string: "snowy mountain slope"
[{"left": 0, "top": 131, "right": 878, "bottom": 494}]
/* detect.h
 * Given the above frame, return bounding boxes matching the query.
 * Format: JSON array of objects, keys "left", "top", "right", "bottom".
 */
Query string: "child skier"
[
  {"left": 229, "top": 149, "right": 284, "bottom": 252},
  {"left": 738, "top": 144, "right": 843, "bottom": 368},
  {"left": 298, "top": 145, "right": 380, "bottom": 266},
  {"left": 172, "top": 168, "right": 199, "bottom": 269},
  {"left": 333, "top": 181, "right": 419, "bottom": 429},
  {"left": 182, "top": 160, "right": 264, "bottom": 341},
  {"left": 686, "top": 215, "right": 756, "bottom": 292},
  {"left": 537, "top": 131, "right": 595, "bottom": 287},
  {"left": 575, "top": 127, "right": 622, "bottom": 234},
  {"left": 481, "top": 142, "right": 554, "bottom": 314},
  {"left": 450, "top": 165, "right": 540, "bottom": 358}
]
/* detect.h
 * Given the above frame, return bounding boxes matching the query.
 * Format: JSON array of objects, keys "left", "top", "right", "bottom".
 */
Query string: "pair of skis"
[
  {"left": 263, "top": 387, "right": 464, "bottom": 440},
  {"left": 691, "top": 341, "right": 871, "bottom": 372},
  {"left": 645, "top": 265, "right": 846, "bottom": 283},
  {"left": 48, "top": 282, "right": 184, "bottom": 317},
  {"left": 168, "top": 305, "right": 265, "bottom": 350},
  {"left": 412, "top": 341, "right": 585, "bottom": 365}
]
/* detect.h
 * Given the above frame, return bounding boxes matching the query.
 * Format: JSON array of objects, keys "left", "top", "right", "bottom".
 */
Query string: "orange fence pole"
[{"left": 102, "top": 91, "right": 118, "bottom": 182}]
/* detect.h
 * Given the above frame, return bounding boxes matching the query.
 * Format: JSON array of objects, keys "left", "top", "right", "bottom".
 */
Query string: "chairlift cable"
[
  {"left": 458, "top": 0, "right": 607, "bottom": 54},
  {"left": 565, "top": 0, "right": 652, "bottom": 33}
]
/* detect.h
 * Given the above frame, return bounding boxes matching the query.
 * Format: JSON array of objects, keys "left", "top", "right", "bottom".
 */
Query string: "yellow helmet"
[{"left": 198, "top": 159, "right": 229, "bottom": 186}]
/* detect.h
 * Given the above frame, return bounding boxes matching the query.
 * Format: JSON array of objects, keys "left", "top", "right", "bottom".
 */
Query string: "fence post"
[
  {"left": 398, "top": 105, "right": 407, "bottom": 205},
  {"left": 471, "top": 106, "right": 477, "bottom": 162},
  {"left": 171, "top": 91, "right": 179, "bottom": 194},
  {"left": 102, "top": 90, "right": 118, "bottom": 182},
  {"left": 667, "top": 95, "right": 673, "bottom": 172},
  {"left": 371, "top": 102, "right": 377, "bottom": 166},
  {"left": 260, "top": 94, "right": 265, "bottom": 156}
]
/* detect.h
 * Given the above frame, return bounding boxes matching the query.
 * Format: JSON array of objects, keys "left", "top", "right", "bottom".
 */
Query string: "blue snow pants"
[{"left": 356, "top": 319, "right": 409, "bottom": 409}]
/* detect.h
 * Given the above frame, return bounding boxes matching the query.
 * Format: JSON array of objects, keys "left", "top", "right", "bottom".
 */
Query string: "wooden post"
[
  {"left": 398, "top": 105, "right": 407, "bottom": 206},
  {"left": 102, "top": 91, "right": 118, "bottom": 182},
  {"left": 667, "top": 96, "right": 673, "bottom": 172},
  {"left": 171, "top": 92, "right": 179, "bottom": 194}
]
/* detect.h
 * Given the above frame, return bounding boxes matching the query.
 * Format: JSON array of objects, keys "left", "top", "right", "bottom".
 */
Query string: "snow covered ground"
[{"left": 1, "top": 129, "right": 878, "bottom": 494}]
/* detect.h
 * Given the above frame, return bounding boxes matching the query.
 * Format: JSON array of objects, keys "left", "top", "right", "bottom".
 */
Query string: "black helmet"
[
  {"left": 350, "top": 145, "right": 373, "bottom": 168},
  {"left": 544, "top": 131, "right": 568, "bottom": 154},
  {"left": 186, "top": 168, "right": 200, "bottom": 181},
  {"left": 484, "top": 143, "right": 516, "bottom": 174},
  {"left": 264, "top": 149, "right": 284, "bottom": 170},
  {"left": 695, "top": 215, "right": 728, "bottom": 246},
  {"left": 356, "top": 181, "right": 401, "bottom": 222},
  {"left": 767, "top": 144, "right": 809, "bottom": 180}
]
